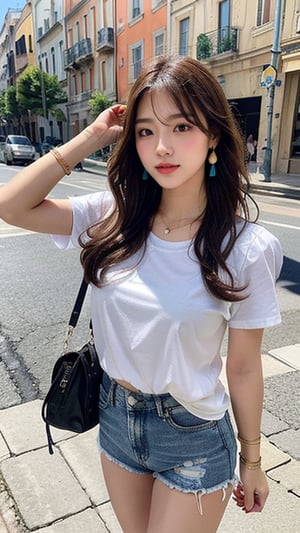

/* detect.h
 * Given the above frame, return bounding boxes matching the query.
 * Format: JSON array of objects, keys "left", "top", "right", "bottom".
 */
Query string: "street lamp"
[{"left": 262, "top": 0, "right": 283, "bottom": 182}]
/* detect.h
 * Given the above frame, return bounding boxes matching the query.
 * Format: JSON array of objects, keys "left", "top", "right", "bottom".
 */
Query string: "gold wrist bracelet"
[
  {"left": 50, "top": 147, "right": 71, "bottom": 175},
  {"left": 239, "top": 453, "right": 262, "bottom": 470},
  {"left": 237, "top": 434, "right": 261, "bottom": 446}
]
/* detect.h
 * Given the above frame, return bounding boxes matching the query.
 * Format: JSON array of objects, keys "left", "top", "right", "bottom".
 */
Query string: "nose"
[{"left": 155, "top": 135, "right": 173, "bottom": 157}]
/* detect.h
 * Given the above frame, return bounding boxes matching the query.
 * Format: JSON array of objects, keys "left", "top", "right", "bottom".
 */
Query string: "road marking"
[{"left": 260, "top": 219, "right": 300, "bottom": 231}]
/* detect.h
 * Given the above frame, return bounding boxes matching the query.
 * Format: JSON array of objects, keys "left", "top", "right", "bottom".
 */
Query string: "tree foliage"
[
  {"left": 88, "top": 90, "right": 111, "bottom": 118},
  {"left": 17, "top": 66, "right": 67, "bottom": 118}
]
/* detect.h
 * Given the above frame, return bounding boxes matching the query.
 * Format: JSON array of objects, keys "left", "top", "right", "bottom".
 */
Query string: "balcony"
[
  {"left": 64, "top": 38, "right": 92, "bottom": 70},
  {"left": 69, "top": 89, "right": 93, "bottom": 105},
  {"left": 97, "top": 27, "right": 114, "bottom": 52},
  {"left": 196, "top": 27, "right": 238, "bottom": 61}
]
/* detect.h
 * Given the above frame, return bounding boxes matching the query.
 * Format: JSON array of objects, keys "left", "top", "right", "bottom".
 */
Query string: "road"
[{"left": 0, "top": 162, "right": 299, "bottom": 409}]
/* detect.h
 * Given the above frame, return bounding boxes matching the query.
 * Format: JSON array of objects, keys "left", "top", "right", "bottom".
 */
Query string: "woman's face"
[{"left": 135, "top": 89, "right": 213, "bottom": 193}]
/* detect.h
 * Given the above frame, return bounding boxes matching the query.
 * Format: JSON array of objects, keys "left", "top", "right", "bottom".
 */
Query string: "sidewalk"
[
  {"left": 82, "top": 157, "right": 300, "bottom": 201},
  {"left": 0, "top": 345, "right": 299, "bottom": 532},
  {"left": 248, "top": 165, "right": 300, "bottom": 200},
  {"left": 0, "top": 162, "right": 299, "bottom": 532}
]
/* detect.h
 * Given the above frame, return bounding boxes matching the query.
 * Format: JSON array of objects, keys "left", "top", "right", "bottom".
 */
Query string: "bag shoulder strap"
[{"left": 69, "top": 278, "right": 88, "bottom": 328}]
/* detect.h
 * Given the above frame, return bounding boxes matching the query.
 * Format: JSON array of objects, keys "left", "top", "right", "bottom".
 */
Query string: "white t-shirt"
[{"left": 53, "top": 191, "right": 283, "bottom": 420}]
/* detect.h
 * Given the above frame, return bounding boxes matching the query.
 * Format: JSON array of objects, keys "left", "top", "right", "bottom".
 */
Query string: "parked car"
[
  {"left": 4, "top": 135, "right": 35, "bottom": 166},
  {"left": 0, "top": 135, "right": 5, "bottom": 163},
  {"left": 41, "top": 136, "right": 62, "bottom": 155}
]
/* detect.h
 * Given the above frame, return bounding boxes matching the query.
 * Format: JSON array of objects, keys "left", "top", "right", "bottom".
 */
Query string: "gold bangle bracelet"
[
  {"left": 237, "top": 434, "right": 261, "bottom": 446},
  {"left": 239, "top": 453, "right": 262, "bottom": 470},
  {"left": 50, "top": 147, "right": 71, "bottom": 175}
]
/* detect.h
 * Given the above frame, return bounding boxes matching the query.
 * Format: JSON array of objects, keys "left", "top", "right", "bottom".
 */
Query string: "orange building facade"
[{"left": 116, "top": 0, "right": 167, "bottom": 103}]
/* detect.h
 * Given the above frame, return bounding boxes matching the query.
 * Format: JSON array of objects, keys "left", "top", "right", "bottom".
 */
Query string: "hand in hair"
[{"left": 86, "top": 104, "right": 125, "bottom": 148}]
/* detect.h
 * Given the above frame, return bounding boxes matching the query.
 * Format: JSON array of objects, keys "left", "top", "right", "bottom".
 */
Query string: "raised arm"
[
  {"left": 0, "top": 105, "right": 125, "bottom": 236},
  {"left": 226, "top": 327, "right": 269, "bottom": 513}
]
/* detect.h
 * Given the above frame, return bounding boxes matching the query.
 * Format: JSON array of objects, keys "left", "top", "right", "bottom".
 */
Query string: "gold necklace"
[{"left": 158, "top": 213, "right": 199, "bottom": 235}]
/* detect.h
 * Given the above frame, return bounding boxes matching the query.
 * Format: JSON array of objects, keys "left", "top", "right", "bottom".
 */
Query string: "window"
[
  {"left": 51, "top": 47, "right": 56, "bottom": 74},
  {"left": 75, "top": 21, "right": 80, "bottom": 42},
  {"left": 81, "top": 71, "right": 86, "bottom": 92},
  {"left": 130, "top": 0, "right": 142, "bottom": 20},
  {"left": 152, "top": 0, "right": 164, "bottom": 10},
  {"left": 179, "top": 18, "right": 189, "bottom": 56},
  {"left": 153, "top": 30, "right": 165, "bottom": 56},
  {"left": 101, "top": 61, "right": 107, "bottom": 92},
  {"left": 16, "top": 35, "right": 26, "bottom": 55},
  {"left": 130, "top": 41, "right": 143, "bottom": 81},
  {"left": 83, "top": 14, "right": 88, "bottom": 39},
  {"left": 257, "top": 0, "right": 270, "bottom": 26}
]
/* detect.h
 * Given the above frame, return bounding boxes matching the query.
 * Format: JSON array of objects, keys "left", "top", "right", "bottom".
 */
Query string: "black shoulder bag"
[{"left": 41, "top": 279, "right": 103, "bottom": 454}]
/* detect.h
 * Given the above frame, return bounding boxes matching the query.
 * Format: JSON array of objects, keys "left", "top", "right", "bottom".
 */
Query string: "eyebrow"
[{"left": 135, "top": 113, "right": 191, "bottom": 124}]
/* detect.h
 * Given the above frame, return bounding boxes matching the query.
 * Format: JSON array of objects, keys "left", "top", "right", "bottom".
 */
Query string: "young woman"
[{"left": 0, "top": 56, "right": 282, "bottom": 532}]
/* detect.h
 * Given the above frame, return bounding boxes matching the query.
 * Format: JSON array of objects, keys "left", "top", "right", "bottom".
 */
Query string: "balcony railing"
[
  {"left": 69, "top": 89, "right": 93, "bottom": 105},
  {"left": 196, "top": 26, "right": 238, "bottom": 61},
  {"left": 97, "top": 27, "right": 114, "bottom": 52},
  {"left": 64, "top": 38, "right": 92, "bottom": 69}
]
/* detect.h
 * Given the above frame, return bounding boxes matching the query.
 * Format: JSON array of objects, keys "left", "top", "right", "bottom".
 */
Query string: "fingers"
[
  {"left": 232, "top": 482, "right": 267, "bottom": 513},
  {"left": 112, "top": 104, "right": 127, "bottom": 117}
]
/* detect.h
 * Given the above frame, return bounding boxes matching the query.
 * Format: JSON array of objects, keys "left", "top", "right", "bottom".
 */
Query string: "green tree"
[
  {"left": 17, "top": 66, "right": 67, "bottom": 119},
  {"left": 0, "top": 91, "right": 6, "bottom": 120},
  {"left": 88, "top": 90, "right": 111, "bottom": 118},
  {"left": 4, "top": 86, "right": 20, "bottom": 117},
  {"left": 196, "top": 34, "right": 212, "bottom": 60}
]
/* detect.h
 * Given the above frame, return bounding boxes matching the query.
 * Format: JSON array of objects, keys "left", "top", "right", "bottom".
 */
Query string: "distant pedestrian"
[
  {"left": 0, "top": 55, "right": 283, "bottom": 532},
  {"left": 246, "top": 134, "right": 256, "bottom": 162}
]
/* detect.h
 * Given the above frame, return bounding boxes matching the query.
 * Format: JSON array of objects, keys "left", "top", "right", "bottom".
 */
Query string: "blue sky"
[{"left": 0, "top": 1, "right": 26, "bottom": 29}]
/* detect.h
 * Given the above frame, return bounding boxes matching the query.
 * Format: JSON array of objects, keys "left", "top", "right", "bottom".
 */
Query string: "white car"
[{"left": 4, "top": 135, "right": 35, "bottom": 166}]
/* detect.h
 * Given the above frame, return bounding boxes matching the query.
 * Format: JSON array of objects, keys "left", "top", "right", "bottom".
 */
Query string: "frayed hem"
[{"left": 152, "top": 474, "right": 239, "bottom": 515}]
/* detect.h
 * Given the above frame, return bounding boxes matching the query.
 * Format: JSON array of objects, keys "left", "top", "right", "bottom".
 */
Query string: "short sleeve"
[
  {"left": 52, "top": 191, "right": 114, "bottom": 250},
  {"left": 228, "top": 225, "right": 283, "bottom": 329}
]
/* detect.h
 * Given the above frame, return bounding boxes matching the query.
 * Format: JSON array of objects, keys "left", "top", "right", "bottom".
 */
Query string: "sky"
[{"left": 0, "top": 1, "right": 26, "bottom": 29}]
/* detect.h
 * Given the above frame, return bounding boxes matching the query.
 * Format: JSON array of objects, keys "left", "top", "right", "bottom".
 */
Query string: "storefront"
[{"left": 278, "top": 47, "right": 300, "bottom": 174}]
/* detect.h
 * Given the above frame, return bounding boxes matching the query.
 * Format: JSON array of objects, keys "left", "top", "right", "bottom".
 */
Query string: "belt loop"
[
  {"left": 154, "top": 396, "right": 164, "bottom": 417},
  {"left": 107, "top": 378, "right": 117, "bottom": 406}
]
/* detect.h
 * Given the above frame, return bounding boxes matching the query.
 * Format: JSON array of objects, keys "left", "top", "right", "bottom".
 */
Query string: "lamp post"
[{"left": 262, "top": 0, "right": 283, "bottom": 182}]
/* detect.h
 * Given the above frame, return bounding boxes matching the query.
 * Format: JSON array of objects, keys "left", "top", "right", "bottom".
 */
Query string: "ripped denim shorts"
[{"left": 98, "top": 372, "right": 237, "bottom": 506}]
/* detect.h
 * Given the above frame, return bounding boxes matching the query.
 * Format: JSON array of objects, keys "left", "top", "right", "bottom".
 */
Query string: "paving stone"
[
  {"left": 261, "top": 352, "right": 294, "bottom": 377},
  {"left": 0, "top": 400, "right": 75, "bottom": 455},
  {"left": 269, "top": 428, "right": 300, "bottom": 461},
  {"left": 0, "top": 434, "right": 10, "bottom": 462},
  {"left": 261, "top": 409, "right": 289, "bottom": 436},
  {"left": 267, "top": 460, "right": 300, "bottom": 496},
  {"left": 219, "top": 478, "right": 300, "bottom": 532},
  {"left": 35, "top": 508, "right": 107, "bottom": 532},
  {"left": 0, "top": 447, "right": 90, "bottom": 530},
  {"left": 0, "top": 477, "right": 26, "bottom": 533},
  {"left": 260, "top": 437, "right": 290, "bottom": 471},
  {"left": 59, "top": 428, "right": 109, "bottom": 506},
  {"left": 97, "top": 502, "right": 122, "bottom": 532},
  {"left": 269, "top": 344, "right": 300, "bottom": 371}
]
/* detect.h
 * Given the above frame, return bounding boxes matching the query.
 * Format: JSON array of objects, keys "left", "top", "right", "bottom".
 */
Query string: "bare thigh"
[
  {"left": 147, "top": 478, "right": 232, "bottom": 533},
  {"left": 101, "top": 452, "right": 232, "bottom": 533},
  {"left": 100, "top": 453, "right": 154, "bottom": 533}
]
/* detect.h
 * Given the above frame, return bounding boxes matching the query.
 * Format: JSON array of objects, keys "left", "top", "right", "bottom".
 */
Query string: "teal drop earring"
[
  {"left": 142, "top": 169, "right": 149, "bottom": 180},
  {"left": 208, "top": 148, "right": 218, "bottom": 177}
]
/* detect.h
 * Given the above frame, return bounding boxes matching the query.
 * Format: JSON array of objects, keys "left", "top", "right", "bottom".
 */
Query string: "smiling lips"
[{"left": 155, "top": 164, "right": 180, "bottom": 174}]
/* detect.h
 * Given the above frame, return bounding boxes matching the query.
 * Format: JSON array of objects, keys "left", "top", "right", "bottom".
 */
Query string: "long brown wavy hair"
[{"left": 80, "top": 55, "right": 258, "bottom": 301}]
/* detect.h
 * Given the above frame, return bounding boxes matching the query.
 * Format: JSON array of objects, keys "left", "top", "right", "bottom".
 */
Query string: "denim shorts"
[{"left": 98, "top": 372, "right": 237, "bottom": 500}]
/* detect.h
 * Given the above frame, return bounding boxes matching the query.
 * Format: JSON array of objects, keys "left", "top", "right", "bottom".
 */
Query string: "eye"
[
  {"left": 137, "top": 128, "right": 152, "bottom": 137},
  {"left": 174, "top": 123, "right": 191, "bottom": 133}
]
